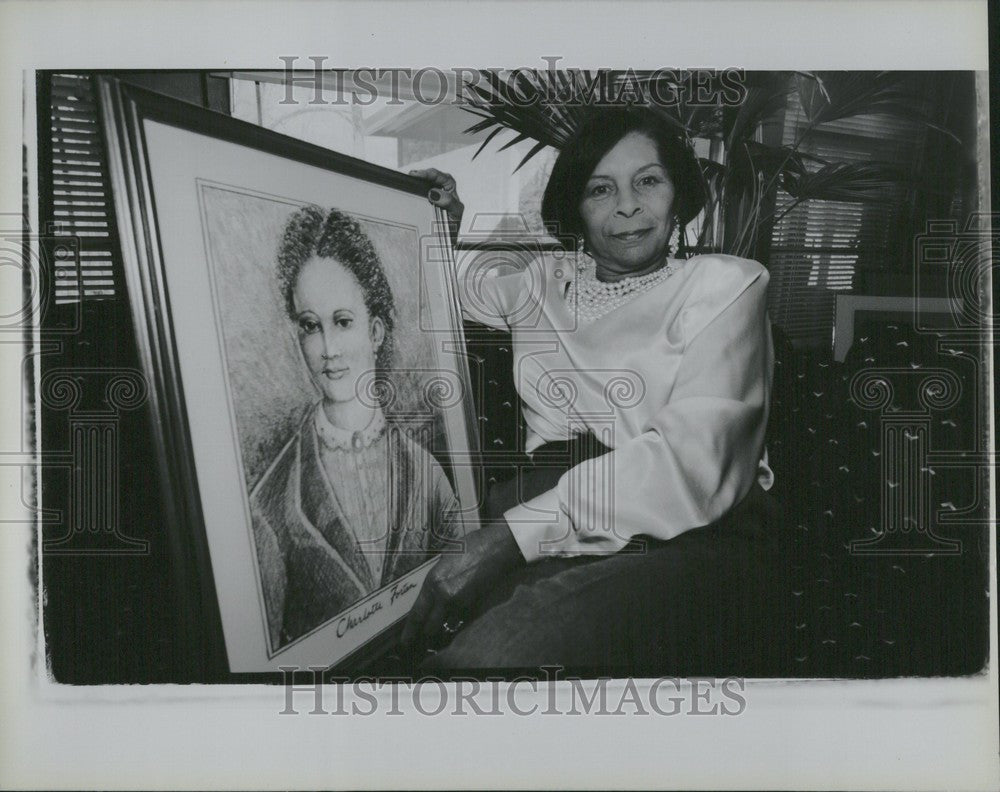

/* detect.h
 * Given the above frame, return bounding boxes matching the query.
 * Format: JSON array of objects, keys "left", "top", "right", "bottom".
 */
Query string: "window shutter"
[
  {"left": 766, "top": 95, "right": 928, "bottom": 348},
  {"left": 47, "top": 73, "right": 117, "bottom": 304}
]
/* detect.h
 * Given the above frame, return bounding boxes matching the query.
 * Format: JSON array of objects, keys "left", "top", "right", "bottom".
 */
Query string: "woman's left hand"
[{"left": 401, "top": 520, "right": 524, "bottom": 649}]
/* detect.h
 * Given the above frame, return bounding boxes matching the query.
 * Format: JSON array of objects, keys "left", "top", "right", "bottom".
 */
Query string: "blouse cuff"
[{"left": 502, "top": 487, "right": 569, "bottom": 563}]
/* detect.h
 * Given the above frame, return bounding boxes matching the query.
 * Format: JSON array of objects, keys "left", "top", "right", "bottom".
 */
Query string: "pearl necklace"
[{"left": 568, "top": 256, "right": 678, "bottom": 323}]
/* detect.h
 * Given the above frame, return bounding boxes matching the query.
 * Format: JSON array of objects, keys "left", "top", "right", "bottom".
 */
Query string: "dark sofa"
[{"left": 462, "top": 319, "right": 990, "bottom": 678}]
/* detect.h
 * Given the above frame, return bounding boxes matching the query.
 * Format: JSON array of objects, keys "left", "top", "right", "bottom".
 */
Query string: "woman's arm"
[
  {"left": 504, "top": 262, "right": 773, "bottom": 560},
  {"left": 401, "top": 260, "right": 772, "bottom": 647},
  {"left": 409, "top": 168, "right": 526, "bottom": 331},
  {"left": 401, "top": 517, "right": 523, "bottom": 648},
  {"left": 409, "top": 167, "right": 464, "bottom": 242}
]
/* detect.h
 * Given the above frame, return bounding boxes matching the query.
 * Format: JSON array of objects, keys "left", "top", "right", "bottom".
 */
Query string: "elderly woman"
[
  {"left": 251, "top": 206, "right": 460, "bottom": 651},
  {"left": 404, "top": 107, "right": 786, "bottom": 673}
]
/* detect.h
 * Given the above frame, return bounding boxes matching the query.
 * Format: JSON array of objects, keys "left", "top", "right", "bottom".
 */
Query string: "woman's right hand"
[{"left": 409, "top": 168, "right": 465, "bottom": 228}]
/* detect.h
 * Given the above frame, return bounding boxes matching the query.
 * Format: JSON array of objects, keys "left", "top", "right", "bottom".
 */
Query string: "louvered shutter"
[
  {"left": 47, "top": 73, "right": 117, "bottom": 304},
  {"left": 766, "top": 97, "right": 928, "bottom": 348}
]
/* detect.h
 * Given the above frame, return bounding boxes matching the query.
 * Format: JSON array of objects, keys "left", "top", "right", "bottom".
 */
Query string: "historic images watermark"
[
  {"left": 275, "top": 58, "right": 748, "bottom": 109},
  {"left": 278, "top": 666, "right": 748, "bottom": 717},
  {"left": 843, "top": 213, "right": 997, "bottom": 557},
  {"left": 5, "top": 219, "right": 150, "bottom": 555}
]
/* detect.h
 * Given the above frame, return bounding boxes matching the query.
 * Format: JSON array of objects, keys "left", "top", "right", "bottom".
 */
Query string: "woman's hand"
[
  {"left": 409, "top": 168, "right": 464, "bottom": 239},
  {"left": 401, "top": 519, "right": 524, "bottom": 649}
]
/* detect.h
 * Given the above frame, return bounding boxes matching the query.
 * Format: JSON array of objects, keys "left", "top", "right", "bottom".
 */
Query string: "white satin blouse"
[{"left": 457, "top": 251, "right": 775, "bottom": 562}]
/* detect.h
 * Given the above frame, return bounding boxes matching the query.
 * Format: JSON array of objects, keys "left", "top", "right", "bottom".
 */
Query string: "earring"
[
  {"left": 577, "top": 236, "right": 594, "bottom": 270},
  {"left": 667, "top": 216, "right": 682, "bottom": 257}
]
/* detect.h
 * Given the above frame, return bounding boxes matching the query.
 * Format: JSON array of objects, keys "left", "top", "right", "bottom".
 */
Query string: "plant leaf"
[
  {"left": 795, "top": 72, "right": 961, "bottom": 143},
  {"left": 513, "top": 140, "right": 550, "bottom": 173},
  {"left": 781, "top": 161, "right": 908, "bottom": 203},
  {"left": 471, "top": 126, "right": 507, "bottom": 160}
]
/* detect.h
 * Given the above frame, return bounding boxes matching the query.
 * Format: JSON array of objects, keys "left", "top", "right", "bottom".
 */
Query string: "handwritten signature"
[
  {"left": 336, "top": 580, "right": 419, "bottom": 637},
  {"left": 390, "top": 580, "right": 417, "bottom": 606}
]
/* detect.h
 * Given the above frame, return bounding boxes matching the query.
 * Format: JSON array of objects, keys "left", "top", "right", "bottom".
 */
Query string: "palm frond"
[
  {"left": 459, "top": 69, "right": 699, "bottom": 171},
  {"left": 471, "top": 126, "right": 507, "bottom": 160},
  {"left": 781, "top": 161, "right": 907, "bottom": 203},
  {"left": 796, "top": 72, "right": 961, "bottom": 143},
  {"left": 514, "top": 140, "right": 550, "bottom": 173},
  {"left": 454, "top": 69, "right": 948, "bottom": 260},
  {"left": 724, "top": 72, "right": 793, "bottom": 152}
]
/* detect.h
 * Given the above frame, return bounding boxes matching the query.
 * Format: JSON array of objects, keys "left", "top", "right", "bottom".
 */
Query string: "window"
[
  {"left": 766, "top": 93, "right": 929, "bottom": 348},
  {"left": 228, "top": 72, "right": 560, "bottom": 239}
]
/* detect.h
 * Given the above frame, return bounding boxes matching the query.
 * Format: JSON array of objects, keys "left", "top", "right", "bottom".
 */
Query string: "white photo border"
[{"left": 2, "top": 1, "right": 996, "bottom": 790}]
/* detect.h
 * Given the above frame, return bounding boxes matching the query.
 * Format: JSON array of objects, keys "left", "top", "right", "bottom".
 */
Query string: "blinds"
[
  {"left": 766, "top": 95, "right": 928, "bottom": 348},
  {"left": 47, "top": 73, "right": 117, "bottom": 304}
]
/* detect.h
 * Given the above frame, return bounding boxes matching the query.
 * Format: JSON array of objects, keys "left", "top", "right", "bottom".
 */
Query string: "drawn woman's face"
[{"left": 292, "top": 256, "right": 385, "bottom": 406}]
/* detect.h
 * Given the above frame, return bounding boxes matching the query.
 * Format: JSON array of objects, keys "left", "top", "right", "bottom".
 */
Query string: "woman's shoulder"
[
  {"left": 678, "top": 253, "right": 768, "bottom": 301},
  {"left": 675, "top": 254, "right": 769, "bottom": 337},
  {"left": 681, "top": 253, "right": 769, "bottom": 290}
]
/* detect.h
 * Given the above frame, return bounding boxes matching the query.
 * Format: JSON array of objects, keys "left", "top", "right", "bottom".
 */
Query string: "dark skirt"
[{"left": 421, "top": 436, "right": 798, "bottom": 677}]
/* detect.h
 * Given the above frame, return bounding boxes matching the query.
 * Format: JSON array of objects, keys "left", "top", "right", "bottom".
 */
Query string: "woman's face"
[
  {"left": 578, "top": 131, "right": 677, "bottom": 276},
  {"left": 292, "top": 256, "right": 384, "bottom": 405}
]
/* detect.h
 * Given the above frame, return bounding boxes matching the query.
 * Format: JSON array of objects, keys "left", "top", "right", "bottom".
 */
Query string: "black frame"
[{"left": 95, "top": 76, "right": 476, "bottom": 681}]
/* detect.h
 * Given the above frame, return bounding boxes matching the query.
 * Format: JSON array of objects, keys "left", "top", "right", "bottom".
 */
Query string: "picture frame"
[{"left": 96, "top": 77, "right": 481, "bottom": 674}]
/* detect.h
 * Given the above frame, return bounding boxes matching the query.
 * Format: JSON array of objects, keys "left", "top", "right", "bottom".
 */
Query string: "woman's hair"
[
  {"left": 540, "top": 106, "right": 706, "bottom": 251},
  {"left": 276, "top": 205, "right": 395, "bottom": 373}
]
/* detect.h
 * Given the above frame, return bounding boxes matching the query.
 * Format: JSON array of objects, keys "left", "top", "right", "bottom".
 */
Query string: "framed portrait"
[{"left": 96, "top": 77, "right": 480, "bottom": 673}]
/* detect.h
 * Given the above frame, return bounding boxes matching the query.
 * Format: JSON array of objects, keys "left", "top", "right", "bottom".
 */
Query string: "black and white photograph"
[
  {"left": 45, "top": 61, "right": 993, "bottom": 681},
  {"left": 1, "top": 1, "right": 997, "bottom": 790}
]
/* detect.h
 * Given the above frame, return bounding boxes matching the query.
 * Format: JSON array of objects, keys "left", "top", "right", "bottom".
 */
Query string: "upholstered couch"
[{"left": 461, "top": 319, "right": 989, "bottom": 678}]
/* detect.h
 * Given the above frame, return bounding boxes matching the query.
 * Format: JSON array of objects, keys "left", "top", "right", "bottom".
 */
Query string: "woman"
[
  {"left": 403, "top": 107, "right": 791, "bottom": 673},
  {"left": 250, "top": 206, "right": 460, "bottom": 652}
]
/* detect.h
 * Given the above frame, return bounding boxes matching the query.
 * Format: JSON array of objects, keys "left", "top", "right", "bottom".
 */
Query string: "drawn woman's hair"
[{"left": 276, "top": 205, "right": 396, "bottom": 373}]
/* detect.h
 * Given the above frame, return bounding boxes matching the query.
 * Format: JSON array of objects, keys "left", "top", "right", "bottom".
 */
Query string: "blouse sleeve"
[
  {"left": 454, "top": 252, "right": 530, "bottom": 331},
  {"left": 503, "top": 260, "right": 773, "bottom": 561}
]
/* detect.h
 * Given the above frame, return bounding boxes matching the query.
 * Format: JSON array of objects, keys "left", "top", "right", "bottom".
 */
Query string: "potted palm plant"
[{"left": 458, "top": 69, "right": 958, "bottom": 261}]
